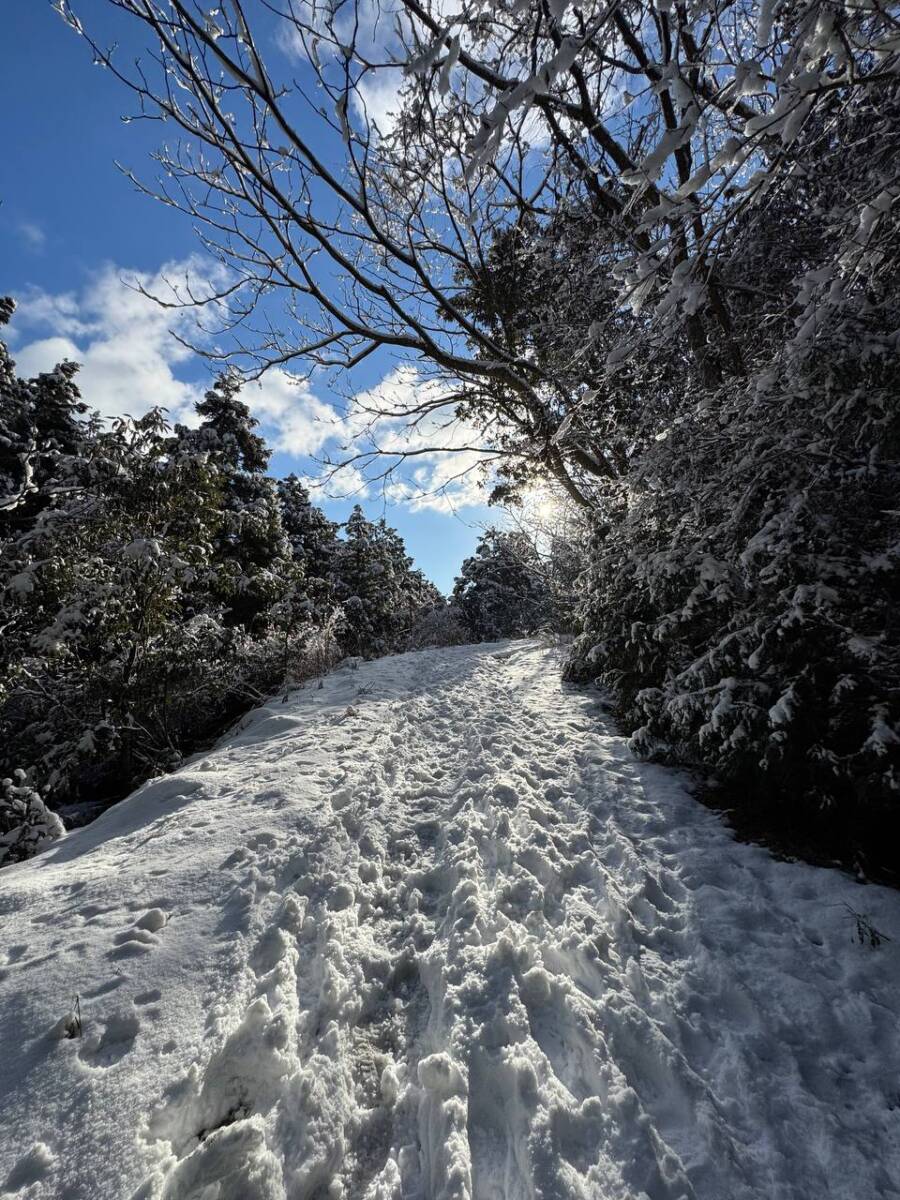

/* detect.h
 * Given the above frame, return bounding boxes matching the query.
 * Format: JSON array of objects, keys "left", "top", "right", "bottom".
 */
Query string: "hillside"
[{"left": 0, "top": 642, "right": 898, "bottom": 1199}]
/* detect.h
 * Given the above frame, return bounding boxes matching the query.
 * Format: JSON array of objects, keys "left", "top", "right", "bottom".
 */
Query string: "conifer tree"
[
  {"left": 0, "top": 297, "right": 89, "bottom": 542},
  {"left": 335, "top": 505, "right": 382, "bottom": 655},
  {"left": 333, "top": 506, "right": 441, "bottom": 653},
  {"left": 176, "top": 374, "right": 293, "bottom": 631},
  {"left": 277, "top": 474, "right": 340, "bottom": 618},
  {"left": 453, "top": 529, "right": 551, "bottom": 641}
]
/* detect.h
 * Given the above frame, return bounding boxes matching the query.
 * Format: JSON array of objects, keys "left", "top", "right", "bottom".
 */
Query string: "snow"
[{"left": 1, "top": 641, "right": 899, "bottom": 1199}]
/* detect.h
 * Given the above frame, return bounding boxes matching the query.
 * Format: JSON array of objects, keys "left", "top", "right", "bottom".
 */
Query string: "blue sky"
[{"left": 0, "top": 0, "right": 496, "bottom": 592}]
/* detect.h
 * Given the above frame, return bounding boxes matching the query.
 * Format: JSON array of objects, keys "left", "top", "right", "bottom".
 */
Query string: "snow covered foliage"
[
  {"left": 179, "top": 373, "right": 294, "bottom": 632},
  {"left": 453, "top": 529, "right": 552, "bottom": 641},
  {"left": 335, "top": 505, "right": 443, "bottom": 656},
  {"left": 404, "top": 601, "right": 470, "bottom": 650},
  {"left": 0, "top": 297, "right": 90, "bottom": 537},
  {"left": 0, "top": 771, "right": 64, "bottom": 865},
  {"left": 564, "top": 91, "right": 900, "bottom": 854},
  {"left": 277, "top": 474, "right": 340, "bottom": 621},
  {"left": 0, "top": 321, "right": 440, "bottom": 838}
]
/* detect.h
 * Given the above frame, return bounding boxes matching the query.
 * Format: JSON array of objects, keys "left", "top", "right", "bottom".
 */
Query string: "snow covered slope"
[{"left": 1, "top": 641, "right": 899, "bottom": 1200}]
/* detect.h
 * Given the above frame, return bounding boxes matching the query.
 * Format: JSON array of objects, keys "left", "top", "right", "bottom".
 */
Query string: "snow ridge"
[{"left": 0, "top": 642, "right": 898, "bottom": 1199}]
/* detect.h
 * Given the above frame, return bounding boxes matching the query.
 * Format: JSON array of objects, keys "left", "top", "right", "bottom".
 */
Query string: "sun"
[{"left": 520, "top": 485, "right": 565, "bottom": 529}]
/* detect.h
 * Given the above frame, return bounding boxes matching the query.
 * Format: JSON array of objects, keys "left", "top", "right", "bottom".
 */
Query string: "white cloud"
[
  {"left": 9, "top": 260, "right": 216, "bottom": 423},
  {"left": 242, "top": 370, "right": 342, "bottom": 458},
  {"left": 355, "top": 65, "right": 406, "bottom": 132},
  {"left": 348, "top": 365, "right": 493, "bottom": 512},
  {"left": 7, "top": 261, "right": 341, "bottom": 456},
  {"left": 320, "top": 461, "right": 373, "bottom": 500},
  {"left": 18, "top": 220, "right": 47, "bottom": 251},
  {"left": 13, "top": 336, "right": 81, "bottom": 377},
  {"left": 6, "top": 261, "right": 490, "bottom": 512},
  {"left": 11, "top": 290, "right": 93, "bottom": 339}
]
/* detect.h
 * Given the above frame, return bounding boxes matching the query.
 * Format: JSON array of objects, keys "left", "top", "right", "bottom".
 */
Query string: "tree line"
[{"left": 0, "top": 306, "right": 446, "bottom": 861}]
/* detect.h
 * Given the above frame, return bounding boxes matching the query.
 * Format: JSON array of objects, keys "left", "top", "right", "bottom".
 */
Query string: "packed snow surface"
[{"left": 1, "top": 642, "right": 899, "bottom": 1199}]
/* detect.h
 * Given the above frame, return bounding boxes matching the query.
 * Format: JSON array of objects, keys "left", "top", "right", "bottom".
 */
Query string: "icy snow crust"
[{"left": 1, "top": 641, "right": 899, "bottom": 1199}]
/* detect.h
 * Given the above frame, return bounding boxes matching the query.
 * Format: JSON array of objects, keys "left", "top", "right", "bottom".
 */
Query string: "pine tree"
[
  {"left": 334, "top": 505, "right": 382, "bottom": 655},
  {"left": 0, "top": 296, "right": 89, "bottom": 543},
  {"left": 277, "top": 474, "right": 339, "bottom": 618},
  {"left": 333, "top": 506, "right": 441, "bottom": 654},
  {"left": 194, "top": 371, "right": 269, "bottom": 473},
  {"left": 176, "top": 374, "right": 294, "bottom": 631},
  {"left": 453, "top": 529, "right": 551, "bottom": 641}
]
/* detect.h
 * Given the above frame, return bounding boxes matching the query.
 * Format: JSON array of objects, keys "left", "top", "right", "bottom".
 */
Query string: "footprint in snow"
[
  {"left": 84, "top": 977, "right": 126, "bottom": 1000},
  {"left": 134, "top": 989, "right": 163, "bottom": 1007},
  {"left": 108, "top": 908, "right": 168, "bottom": 960},
  {"left": 3, "top": 1143, "right": 56, "bottom": 1192},
  {"left": 78, "top": 1013, "right": 140, "bottom": 1068}
]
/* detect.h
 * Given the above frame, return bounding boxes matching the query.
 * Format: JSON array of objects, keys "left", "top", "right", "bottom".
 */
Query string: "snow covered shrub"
[
  {"left": 0, "top": 393, "right": 266, "bottom": 808},
  {"left": 0, "top": 772, "right": 64, "bottom": 865},
  {"left": 568, "top": 379, "right": 899, "bottom": 823},
  {"left": 404, "top": 602, "right": 469, "bottom": 649},
  {"left": 288, "top": 607, "right": 345, "bottom": 685}
]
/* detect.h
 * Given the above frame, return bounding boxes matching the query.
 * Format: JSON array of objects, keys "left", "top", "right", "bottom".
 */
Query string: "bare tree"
[{"left": 57, "top": 0, "right": 900, "bottom": 506}]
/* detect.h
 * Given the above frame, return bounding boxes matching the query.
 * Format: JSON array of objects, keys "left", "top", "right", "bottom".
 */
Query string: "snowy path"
[{"left": 1, "top": 642, "right": 899, "bottom": 1200}]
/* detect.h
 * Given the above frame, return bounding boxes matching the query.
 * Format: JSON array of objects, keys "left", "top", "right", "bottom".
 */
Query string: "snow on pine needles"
[{"left": 0, "top": 642, "right": 899, "bottom": 1199}]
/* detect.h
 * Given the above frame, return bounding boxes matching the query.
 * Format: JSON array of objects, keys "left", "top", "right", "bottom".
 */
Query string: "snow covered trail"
[{"left": 1, "top": 642, "right": 899, "bottom": 1200}]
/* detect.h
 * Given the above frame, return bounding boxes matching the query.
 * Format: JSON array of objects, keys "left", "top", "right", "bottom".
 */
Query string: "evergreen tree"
[
  {"left": 0, "top": 297, "right": 89, "bottom": 542},
  {"left": 334, "top": 506, "right": 442, "bottom": 654},
  {"left": 334, "top": 505, "right": 385, "bottom": 655},
  {"left": 453, "top": 529, "right": 551, "bottom": 641},
  {"left": 194, "top": 371, "right": 269, "bottom": 473},
  {"left": 277, "top": 474, "right": 339, "bottom": 618},
  {"left": 177, "top": 374, "right": 293, "bottom": 631}
]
